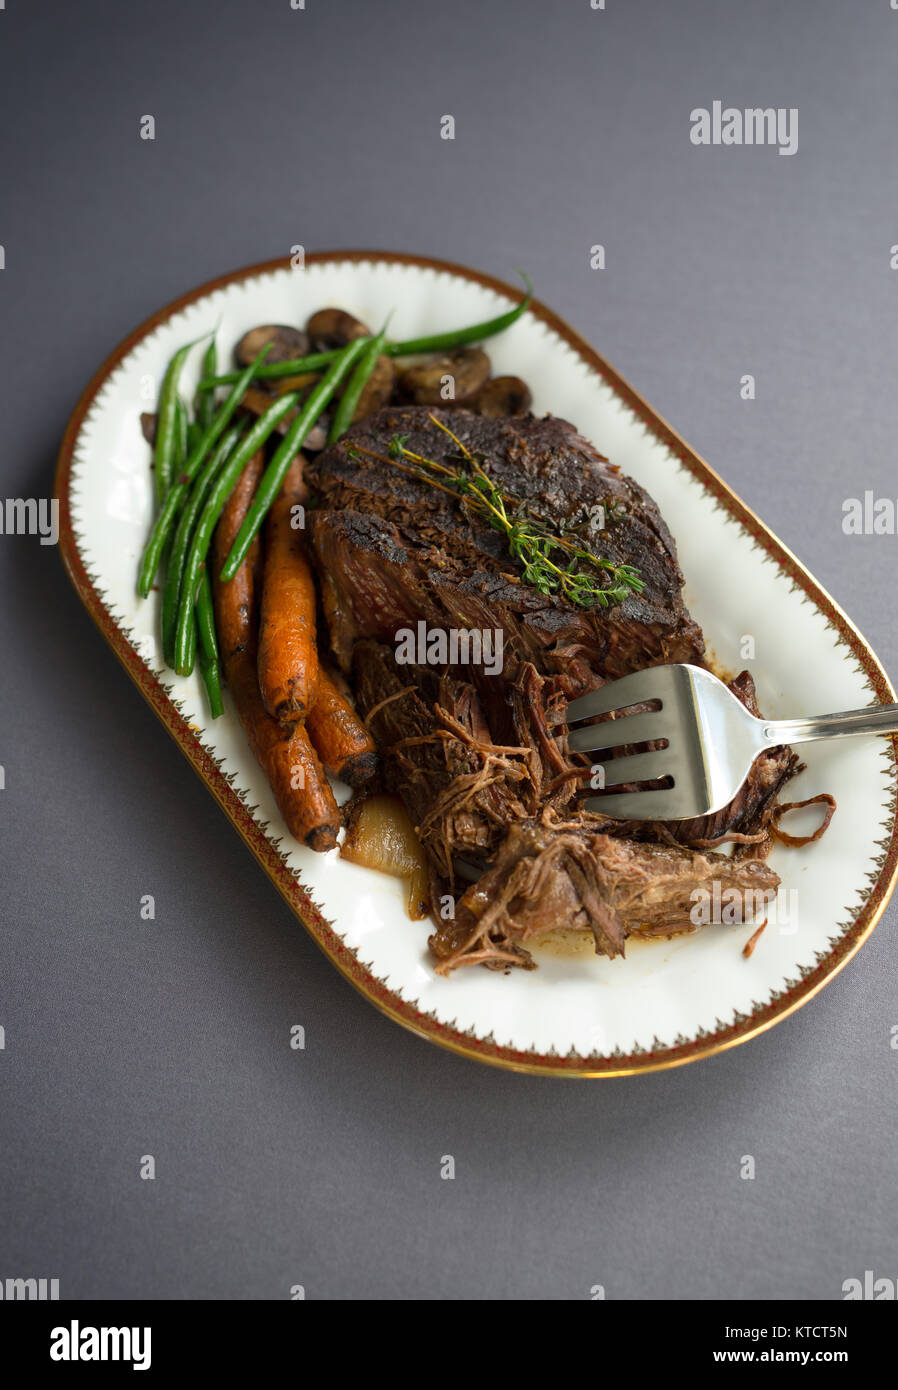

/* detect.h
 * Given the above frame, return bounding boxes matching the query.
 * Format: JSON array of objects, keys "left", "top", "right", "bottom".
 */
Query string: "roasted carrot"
[
  {"left": 212, "top": 453, "right": 339, "bottom": 852},
  {"left": 307, "top": 668, "right": 377, "bottom": 787},
  {"left": 257, "top": 455, "right": 318, "bottom": 722},
  {"left": 220, "top": 649, "right": 340, "bottom": 852},
  {"left": 213, "top": 448, "right": 265, "bottom": 665}
]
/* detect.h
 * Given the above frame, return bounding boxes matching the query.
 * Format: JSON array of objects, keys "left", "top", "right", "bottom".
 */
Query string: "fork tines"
[{"left": 565, "top": 668, "right": 682, "bottom": 819}]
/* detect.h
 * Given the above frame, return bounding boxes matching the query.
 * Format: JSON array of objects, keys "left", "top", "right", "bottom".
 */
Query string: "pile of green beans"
[
  {"left": 136, "top": 274, "right": 534, "bottom": 716},
  {"left": 157, "top": 391, "right": 219, "bottom": 707},
  {"left": 137, "top": 346, "right": 273, "bottom": 598},
  {"left": 161, "top": 424, "right": 243, "bottom": 663}
]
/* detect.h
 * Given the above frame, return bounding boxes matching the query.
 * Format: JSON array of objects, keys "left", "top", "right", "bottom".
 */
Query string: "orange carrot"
[
  {"left": 213, "top": 449, "right": 265, "bottom": 666},
  {"left": 257, "top": 455, "right": 318, "bottom": 722},
  {"left": 212, "top": 453, "right": 339, "bottom": 851},
  {"left": 222, "top": 651, "right": 340, "bottom": 852},
  {"left": 307, "top": 668, "right": 378, "bottom": 787}
]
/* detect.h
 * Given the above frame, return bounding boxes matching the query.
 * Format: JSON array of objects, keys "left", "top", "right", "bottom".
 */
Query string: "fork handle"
[{"left": 764, "top": 704, "right": 898, "bottom": 745}]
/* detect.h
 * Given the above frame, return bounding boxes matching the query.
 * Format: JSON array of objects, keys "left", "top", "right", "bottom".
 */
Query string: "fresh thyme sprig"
[{"left": 346, "top": 416, "right": 645, "bottom": 610}]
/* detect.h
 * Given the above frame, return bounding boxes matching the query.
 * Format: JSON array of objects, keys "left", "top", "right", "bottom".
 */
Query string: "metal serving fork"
[{"left": 566, "top": 663, "right": 898, "bottom": 821}]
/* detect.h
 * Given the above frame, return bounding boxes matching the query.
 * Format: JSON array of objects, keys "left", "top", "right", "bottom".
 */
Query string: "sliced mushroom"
[
  {"left": 234, "top": 324, "right": 309, "bottom": 368},
  {"left": 140, "top": 411, "right": 157, "bottom": 445},
  {"left": 398, "top": 347, "right": 490, "bottom": 406},
  {"left": 305, "top": 308, "right": 370, "bottom": 352},
  {"left": 238, "top": 387, "right": 299, "bottom": 435},
  {"left": 237, "top": 388, "right": 331, "bottom": 452},
  {"left": 474, "top": 375, "right": 533, "bottom": 418}
]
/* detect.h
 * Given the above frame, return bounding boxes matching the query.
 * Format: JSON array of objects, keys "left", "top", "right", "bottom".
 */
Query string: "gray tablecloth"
[{"left": 1, "top": 0, "right": 895, "bottom": 1299}]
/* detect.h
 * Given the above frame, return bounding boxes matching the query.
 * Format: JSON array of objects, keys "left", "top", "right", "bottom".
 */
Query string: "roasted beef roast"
[
  {"left": 308, "top": 407, "right": 800, "bottom": 971},
  {"left": 309, "top": 408, "right": 705, "bottom": 696}
]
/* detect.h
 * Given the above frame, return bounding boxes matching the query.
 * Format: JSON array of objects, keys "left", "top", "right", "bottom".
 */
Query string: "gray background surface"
[{"left": 1, "top": 0, "right": 896, "bottom": 1300}]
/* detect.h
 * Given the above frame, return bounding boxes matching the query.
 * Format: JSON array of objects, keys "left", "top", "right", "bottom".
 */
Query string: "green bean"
[
  {"left": 161, "top": 424, "right": 243, "bottom": 663},
  {"left": 195, "top": 573, "right": 224, "bottom": 718},
  {"left": 198, "top": 271, "right": 533, "bottom": 389},
  {"left": 384, "top": 272, "right": 532, "bottom": 357},
  {"left": 199, "top": 347, "right": 347, "bottom": 389},
  {"left": 220, "top": 337, "right": 368, "bottom": 583},
  {"left": 186, "top": 420, "right": 203, "bottom": 455},
  {"left": 154, "top": 333, "right": 210, "bottom": 504},
  {"left": 181, "top": 611, "right": 197, "bottom": 676},
  {"left": 197, "top": 640, "right": 223, "bottom": 717},
  {"left": 172, "top": 391, "right": 301, "bottom": 674},
  {"left": 137, "top": 345, "right": 272, "bottom": 598},
  {"left": 195, "top": 339, "right": 218, "bottom": 432},
  {"left": 139, "top": 487, "right": 186, "bottom": 600},
  {"left": 326, "top": 327, "right": 387, "bottom": 445},
  {"left": 174, "top": 397, "right": 189, "bottom": 471},
  {"left": 195, "top": 571, "right": 220, "bottom": 664}
]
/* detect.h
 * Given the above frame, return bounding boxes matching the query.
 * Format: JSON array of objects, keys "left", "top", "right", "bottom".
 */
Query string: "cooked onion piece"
[{"left": 341, "top": 795, "right": 430, "bottom": 919}]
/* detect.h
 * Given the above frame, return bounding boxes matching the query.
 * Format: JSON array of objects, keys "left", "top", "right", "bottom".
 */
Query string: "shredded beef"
[
  {"left": 430, "top": 820, "right": 780, "bottom": 973},
  {"left": 307, "top": 408, "right": 819, "bottom": 973}
]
